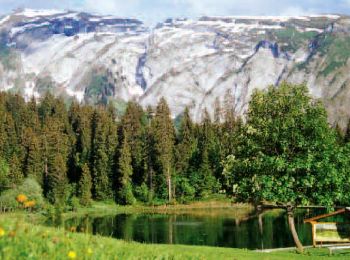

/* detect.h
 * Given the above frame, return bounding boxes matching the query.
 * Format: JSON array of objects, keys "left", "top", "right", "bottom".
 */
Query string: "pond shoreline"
[
  {"left": 1, "top": 214, "right": 349, "bottom": 259},
  {"left": 61, "top": 200, "right": 254, "bottom": 218}
]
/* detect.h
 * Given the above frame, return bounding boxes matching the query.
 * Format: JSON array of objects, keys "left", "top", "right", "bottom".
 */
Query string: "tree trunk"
[
  {"left": 287, "top": 207, "right": 304, "bottom": 253},
  {"left": 167, "top": 167, "right": 172, "bottom": 202}
]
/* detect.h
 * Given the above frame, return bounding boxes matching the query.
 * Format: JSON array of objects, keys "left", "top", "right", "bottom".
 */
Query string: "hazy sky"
[{"left": 1, "top": 0, "right": 350, "bottom": 24}]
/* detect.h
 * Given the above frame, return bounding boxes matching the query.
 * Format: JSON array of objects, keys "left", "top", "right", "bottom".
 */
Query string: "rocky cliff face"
[{"left": 0, "top": 9, "right": 350, "bottom": 126}]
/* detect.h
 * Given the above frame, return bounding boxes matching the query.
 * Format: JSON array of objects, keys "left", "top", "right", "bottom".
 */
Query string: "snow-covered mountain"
[{"left": 0, "top": 9, "right": 350, "bottom": 125}]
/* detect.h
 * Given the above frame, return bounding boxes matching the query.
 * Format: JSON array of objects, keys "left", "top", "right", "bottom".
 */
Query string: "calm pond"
[{"left": 48, "top": 209, "right": 328, "bottom": 249}]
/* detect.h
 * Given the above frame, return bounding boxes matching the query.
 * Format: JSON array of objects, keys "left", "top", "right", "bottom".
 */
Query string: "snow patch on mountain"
[
  {"left": 15, "top": 8, "right": 66, "bottom": 17},
  {"left": 0, "top": 9, "right": 349, "bottom": 124}
]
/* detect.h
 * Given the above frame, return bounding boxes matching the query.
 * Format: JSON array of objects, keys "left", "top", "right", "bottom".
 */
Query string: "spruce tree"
[
  {"left": 23, "top": 127, "right": 43, "bottom": 183},
  {"left": 142, "top": 106, "right": 156, "bottom": 201},
  {"left": 79, "top": 163, "right": 92, "bottom": 206},
  {"left": 9, "top": 154, "right": 24, "bottom": 187},
  {"left": 46, "top": 153, "right": 68, "bottom": 204},
  {"left": 120, "top": 102, "right": 145, "bottom": 185},
  {"left": 117, "top": 134, "right": 135, "bottom": 205},
  {"left": 152, "top": 98, "right": 175, "bottom": 201},
  {"left": 91, "top": 108, "right": 113, "bottom": 200},
  {"left": 175, "top": 107, "right": 196, "bottom": 176}
]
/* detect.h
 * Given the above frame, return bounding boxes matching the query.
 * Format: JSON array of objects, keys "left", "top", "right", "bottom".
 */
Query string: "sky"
[{"left": 1, "top": 0, "right": 350, "bottom": 24}]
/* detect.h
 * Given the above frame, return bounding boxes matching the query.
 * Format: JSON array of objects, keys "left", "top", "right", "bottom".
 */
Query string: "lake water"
[{"left": 48, "top": 209, "right": 327, "bottom": 249}]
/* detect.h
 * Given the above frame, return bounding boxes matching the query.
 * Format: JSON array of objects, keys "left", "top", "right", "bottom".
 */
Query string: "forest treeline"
[
  {"left": 1, "top": 82, "right": 350, "bottom": 209},
  {"left": 0, "top": 86, "right": 239, "bottom": 208}
]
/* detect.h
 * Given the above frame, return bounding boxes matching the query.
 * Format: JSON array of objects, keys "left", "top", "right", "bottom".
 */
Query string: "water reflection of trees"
[{"left": 56, "top": 209, "right": 314, "bottom": 249}]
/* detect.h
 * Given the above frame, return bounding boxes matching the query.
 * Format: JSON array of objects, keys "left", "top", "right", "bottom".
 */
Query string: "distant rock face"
[{"left": 0, "top": 9, "right": 350, "bottom": 126}]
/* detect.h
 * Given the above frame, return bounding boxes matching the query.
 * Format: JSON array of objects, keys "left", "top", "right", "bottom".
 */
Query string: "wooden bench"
[{"left": 328, "top": 245, "right": 350, "bottom": 255}]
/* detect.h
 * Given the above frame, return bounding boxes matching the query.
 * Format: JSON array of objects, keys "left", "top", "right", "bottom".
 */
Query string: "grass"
[
  {"left": 318, "top": 36, "right": 350, "bottom": 76},
  {"left": 1, "top": 214, "right": 350, "bottom": 259},
  {"left": 61, "top": 198, "right": 252, "bottom": 219},
  {"left": 274, "top": 27, "right": 318, "bottom": 53}
]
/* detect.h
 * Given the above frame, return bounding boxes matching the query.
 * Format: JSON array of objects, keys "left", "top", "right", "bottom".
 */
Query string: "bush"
[
  {"left": 175, "top": 176, "right": 195, "bottom": 204},
  {"left": 0, "top": 158, "right": 9, "bottom": 194},
  {"left": 0, "top": 178, "right": 44, "bottom": 211},
  {"left": 118, "top": 183, "right": 136, "bottom": 205},
  {"left": 69, "top": 196, "right": 80, "bottom": 212},
  {"left": 134, "top": 183, "right": 149, "bottom": 203}
]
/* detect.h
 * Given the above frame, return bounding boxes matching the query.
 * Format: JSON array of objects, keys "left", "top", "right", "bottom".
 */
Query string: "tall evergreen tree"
[
  {"left": 8, "top": 154, "right": 24, "bottom": 187},
  {"left": 23, "top": 127, "right": 43, "bottom": 183},
  {"left": 119, "top": 102, "right": 146, "bottom": 185},
  {"left": 175, "top": 107, "right": 196, "bottom": 177},
  {"left": 117, "top": 134, "right": 135, "bottom": 205},
  {"left": 79, "top": 163, "right": 92, "bottom": 206},
  {"left": 90, "top": 108, "right": 113, "bottom": 200},
  {"left": 152, "top": 98, "right": 175, "bottom": 201}
]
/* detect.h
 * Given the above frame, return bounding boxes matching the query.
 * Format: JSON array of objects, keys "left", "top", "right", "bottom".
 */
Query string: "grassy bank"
[
  {"left": 1, "top": 214, "right": 349, "bottom": 259},
  {"left": 61, "top": 199, "right": 253, "bottom": 218}
]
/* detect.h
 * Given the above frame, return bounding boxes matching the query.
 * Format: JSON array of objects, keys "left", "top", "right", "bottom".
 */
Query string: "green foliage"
[
  {"left": 152, "top": 98, "right": 176, "bottom": 202},
  {"left": 1, "top": 82, "right": 349, "bottom": 209},
  {"left": 274, "top": 27, "right": 318, "bottom": 53},
  {"left": 69, "top": 196, "right": 80, "bottom": 212},
  {"left": 0, "top": 157, "right": 9, "bottom": 193},
  {"left": 78, "top": 164, "right": 92, "bottom": 206},
  {"left": 2, "top": 215, "right": 337, "bottom": 260},
  {"left": 319, "top": 37, "right": 350, "bottom": 76},
  {"left": 85, "top": 74, "right": 114, "bottom": 105},
  {"left": 223, "top": 82, "right": 344, "bottom": 206},
  {"left": 175, "top": 176, "right": 195, "bottom": 203},
  {"left": 8, "top": 155, "right": 23, "bottom": 186},
  {"left": 91, "top": 108, "right": 114, "bottom": 201},
  {"left": 134, "top": 183, "right": 149, "bottom": 203},
  {"left": 118, "top": 182, "right": 136, "bottom": 205},
  {"left": 0, "top": 178, "right": 44, "bottom": 210},
  {"left": 116, "top": 134, "right": 135, "bottom": 205}
]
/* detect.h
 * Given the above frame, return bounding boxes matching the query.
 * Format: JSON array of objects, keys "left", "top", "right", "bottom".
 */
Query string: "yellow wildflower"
[
  {"left": 16, "top": 194, "right": 28, "bottom": 203},
  {"left": 0, "top": 227, "right": 5, "bottom": 237},
  {"left": 87, "top": 248, "right": 93, "bottom": 255},
  {"left": 68, "top": 250, "right": 77, "bottom": 259},
  {"left": 24, "top": 200, "right": 36, "bottom": 208}
]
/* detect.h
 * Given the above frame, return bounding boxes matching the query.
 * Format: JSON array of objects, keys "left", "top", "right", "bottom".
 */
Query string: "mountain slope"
[{"left": 0, "top": 9, "right": 349, "bottom": 126}]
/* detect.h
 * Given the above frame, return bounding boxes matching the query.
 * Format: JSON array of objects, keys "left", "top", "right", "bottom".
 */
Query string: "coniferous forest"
[{"left": 1, "top": 82, "right": 350, "bottom": 210}]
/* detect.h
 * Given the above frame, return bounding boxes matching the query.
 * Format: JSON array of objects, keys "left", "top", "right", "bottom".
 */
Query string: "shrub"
[
  {"left": 134, "top": 183, "right": 149, "bottom": 203},
  {"left": 69, "top": 196, "right": 80, "bottom": 212},
  {"left": 0, "top": 178, "right": 44, "bottom": 211},
  {"left": 118, "top": 183, "right": 136, "bottom": 205}
]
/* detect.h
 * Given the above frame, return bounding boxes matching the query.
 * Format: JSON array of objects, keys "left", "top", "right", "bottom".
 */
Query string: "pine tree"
[
  {"left": 0, "top": 157, "right": 10, "bottom": 193},
  {"left": 79, "top": 163, "right": 92, "bottom": 206},
  {"left": 23, "top": 127, "right": 43, "bottom": 183},
  {"left": 142, "top": 106, "right": 156, "bottom": 201},
  {"left": 41, "top": 109, "right": 70, "bottom": 204},
  {"left": 117, "top": 134, "right": 135, "bottom": 205},
  {"left": 197, "top": 109, "right": 220, "bottom": 192},
  {"left": 68, "top": 103, "right": 93, "bottom": 183},
  {"left": 119, "top": 102, "right": 145, "bottom": 185},
  {"left": 46, "top": 153, "right": 68, "bottom": 204},
  {"left": 9, "top": 154, "right": 24, "bottom": 187},
  {"left": 152, "top": 98, "right": 175, "bottom": 201},
  {"left": 197, "top": 148, "right": 218, "bottom": 197},
  {"left": 175, "top": 107, "right": 196, "bottom": 176},
  {"left": 90, "top": 108, "right": 113, "bottom": 200}
]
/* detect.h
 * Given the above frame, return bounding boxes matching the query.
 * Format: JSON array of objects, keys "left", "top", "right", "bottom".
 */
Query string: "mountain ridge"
[{"left": 1, "top": 9, "right": 350, "bottom": 126}]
